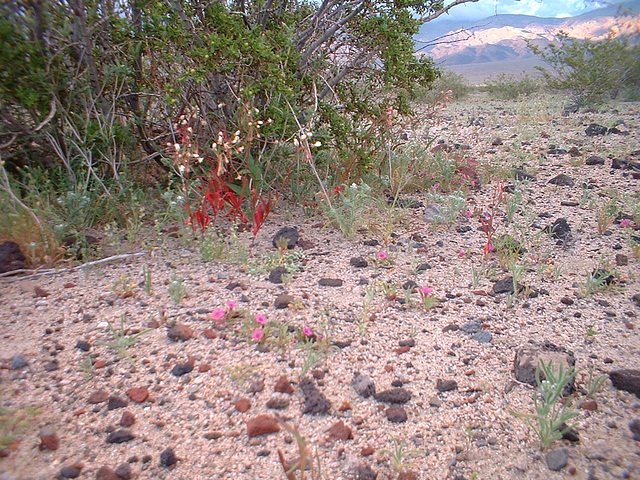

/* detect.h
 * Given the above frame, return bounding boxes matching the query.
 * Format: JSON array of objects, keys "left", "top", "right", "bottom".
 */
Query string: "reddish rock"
[
  {"left": 203, "top": 328, "right": 217, "bottom": 339},
  {"left": 385, "top": 406, "right": 408, "bottom": 423},
  {"left": 338, "top": 400, "right": 352, "bottom": 412},
  {"left": 394, "top": 346, "right": 410, "bottom": 354},
  {"left": 95, "top": 466, "right": 118, "bottom": 480},
  {"left": 235, "top": 398, "right": 251, "bottom": 412},
  {"left": 328, "top": 421, "right": 353, "bottom": 442},
  {"left": 247, "top": 415, "right": 280, "bottom": 437},
  {"left": 63, "top": 282, "right": 76, "bottom": 288},
  {"left": 88, "top": 390, "right": 109, "bottom": 404},
  {"left": 384, "top": 365, "right": 394, "bottom": 372},
  {"left": 34, "top": 286, "right": 50, "bottom": 297},
  {"left": 274, "top": 375, "right": 294, "bottom": 394},
  {"left": 361, "top": 446, "right": 375, "bottom": 456},
  {"left": 39, "top": 427, "right": 59, "bottom": 451},
  {"left": 94, "top": 360, "right": 107, "bottom": 369},
  {"left": 580, "top": 399, "right": 598, "bottom": 411},
  {"left": 199, "top": 364, "right": 211, "bottom": 372},
  {"left": 167, "top": 323, "right": 194, "bottom": 341},
  {"left": 126, "top": 387, "right": 149, "bottom": 403},
  {"left": 119, "top": 411, "right": 136, "bottom": 427}
]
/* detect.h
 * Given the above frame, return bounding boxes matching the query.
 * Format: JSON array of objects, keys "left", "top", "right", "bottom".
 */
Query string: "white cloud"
[{"left": 439, "top": 0, "right": 606, "bottom": 21}]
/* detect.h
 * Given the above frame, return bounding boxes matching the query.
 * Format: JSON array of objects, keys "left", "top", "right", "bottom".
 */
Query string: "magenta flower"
[
  {"left": 419, "top": 286, "right": 433, "bottom": 296},
  {"left": 487, "top": 243, "right": 495, "bottom": 252},
  {"left": 302, "top": 325, "right": 313, "bottom": 337},
  {"left": 211, "top": 308, "right": 225, "bottom": 321},
  {"left": 620, "top": 218, "right": 631, "bottom": 227},
  {"left": 377, "top": 251, "right": 388, "bottom": 260},
  {"left": 252, "top": 329, "right": 264, "bottom": 342},
  {"left": 458, "top": 248, "right": 465, "bottom": 258},
  {"left": 255, "top": 314, "right": 267, "bottom": 325},
  {"left": 465, "top": 210, "right": 473, "bottom": 218},
  {"left": 226, "top": 301, "right": 238, "bottom": 310}
]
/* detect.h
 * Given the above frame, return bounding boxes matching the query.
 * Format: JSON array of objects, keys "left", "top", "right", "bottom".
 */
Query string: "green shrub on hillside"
[{"left": 483, "top": 73, "right": 540, "bottom": 99}]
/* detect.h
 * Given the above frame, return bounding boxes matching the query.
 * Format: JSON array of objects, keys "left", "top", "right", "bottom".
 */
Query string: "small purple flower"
[
  {"left": 458, "top": 248, "right": 465, "bottom": 258},
  {"left": 487, "top": 243, "right": 495, "bottom": 252},
  {"left": 302, "top": 325, "right": 313, "bottom": 337},
  {"left": 377, "top": 251, "right": 387, "bottom": 260},
  {"left": 620, "top": 218, "right": 631, "bottom": 227},
  {"left": 226, "top": 301, "right": 238, "bottom": 310},
  {"left": 211, "top": 309, "right": 225, "bottom": 321},
  {"left": 252, "top": 329, "right": 264, "bottom": 342},
  {"left": 255, "top": 314, "right": 267, "bottom": 325},
  {"left": 465, "top": 210, "right": 473, "bottom": 218}
]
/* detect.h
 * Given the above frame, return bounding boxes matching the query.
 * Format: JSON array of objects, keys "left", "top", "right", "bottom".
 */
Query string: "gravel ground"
[{"left": 1, "top": 92, "right": 640, "bottom": 480}]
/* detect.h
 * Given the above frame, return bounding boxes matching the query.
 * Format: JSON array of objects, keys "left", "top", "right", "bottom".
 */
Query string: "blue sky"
[{"left": 438, "top": 0, "right": 608, "bottom": 21}]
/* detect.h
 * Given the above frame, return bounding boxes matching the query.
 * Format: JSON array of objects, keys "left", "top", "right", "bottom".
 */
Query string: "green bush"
[
  {"left": 483, "top": 73, "right": 540, "bottom": 99},
  {"left": 529, "top": 32, "right": 640, "bottom": 105}
]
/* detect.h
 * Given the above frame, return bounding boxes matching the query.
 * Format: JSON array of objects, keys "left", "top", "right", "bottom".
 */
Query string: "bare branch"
[{"left": 419, "top": 0, "right": 480, "bottom": 24}]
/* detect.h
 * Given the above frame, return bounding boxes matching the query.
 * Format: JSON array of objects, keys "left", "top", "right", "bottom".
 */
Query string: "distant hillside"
[{"left": 416, "top": 1, "right": 640, "bottom": 82}]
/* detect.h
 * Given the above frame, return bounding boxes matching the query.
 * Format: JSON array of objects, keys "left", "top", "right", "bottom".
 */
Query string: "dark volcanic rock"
[
  {"left": 374, "top": 388, "right": 411, "bottom": 404},
  {"left": 629, "top": 419, "right": 640, "bottom": 440},
  {"left": 266, "top": 394, "right": 290, "bottom": 410},
  {"left": 106, "top": 429, "right": 135, "bottom": 444},
  {"left": 435, "top": 379, "right": 458, "bottom": 392},
  {"left": 300, "top": 377, "right": 331, "bottom": 414},
  {"left": 515, "top": 169, "right": 536, "bottom": 182},
  {"left": 586, "top": 155, "right": 605, "bottom": 166},
  {"left": 350, "top": 257, "right": 368, "bottom": 268},
  {"left": 107, "top": 396, "right": 128, "bottom": 410},
  {"left": 385, "top": 406, "right": 408, "bottom": 423},
  {"left": 171, "top": 361, "right": 194, "bottom": 377},
  {"left": 549, "top": 218, "right": 572, "bottom": 244},
  {"left": 10, "top": 353, "right": 28, "bottom": 370},
  {"left": 548, "top": 174, "right": 575, "bottom": 187},
  {"left": 160, "top": 447, "right": 178, "bottom": 468},
  {"left": 272, "top": 227, "right": 299, "bottom": 249},
  {"left": 609, "top": 369, "right": 640, "bottom": 397},
  {"left": 514, "top": 341, "right": 576, "bottom": 395},
  {"left": 318, "top": 277, "right": 343, "bottom": 287},
  {"left": 585, "top": 123, "right": 608, "bottom": 136},
  {"left": 95, "top": 466, "right": 118, "bottom": 480},
  {"left": 493, "top": 276, "right": 516, "bottom": 294},
  {"left": 0, "top": 241, "right": 27, "bottom": 273},
  {"left": 59, "top": 465, "right": 82, "bottom": 478},
  {"left": 355, "top": 464, "right": 378, "bottom": 480},
  {"left": 114, "top": 463, "right": 132, "bottom": 480},
  {"left": 268, "top": 266, "right": 287, "bottom": 284}
]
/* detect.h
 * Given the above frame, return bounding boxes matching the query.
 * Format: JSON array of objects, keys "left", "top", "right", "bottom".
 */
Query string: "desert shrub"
[
  {"left": 428, "top": 69, "right": 471, "bottom": 100},
  {"left": 529, "top": 31, "right": 640, "bottom": 105},
  {"left": 483, "top": 73, "right": 540, "bottom": 99}
]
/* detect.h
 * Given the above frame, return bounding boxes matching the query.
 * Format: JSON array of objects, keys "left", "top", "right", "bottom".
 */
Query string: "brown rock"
[
  {"left": 274, "top": 293, "right": 295, "bottom": 309},
  {"left": 395, "top": 346, "right": 410, "bottom": 354},
  {"left": 235, "top": 398, "right": 251, "bottom": 412},
  {"left": 338, "top": 400, "right": 352, "bottom": 411},
  {"left": 88, "top": 390, "right": 109, "bottom": 404},
  {"left": 203, "top": 328, "right": 217, "bottom": 339},
  {"left": 199, "top": 364, "right": 211, "bottom": 372},
  {"left": 167, "top": 323, "right": 193, "bottom": 341},
  {"left": 274, "top": 375, "right": 294, "bottom": 394},
  {"left": 361, "top": 446, "right": 375, "bottom": 456},
  {"left": 247, "top": 415, "right": 280, "bottom": 437},
  {"left": 328, "top": 421, "right": 353, "bottom": 442},
  {"left": 580, "top": 399, "right": 598, "bottom": 411},
  {"left": 95, "top": 466, "right": 118, "bottom": 480},
  {"left": 63, "top": 282, "right": 76, "bottom": 288},
  {"left": 385, "top": 406, "right": 408, "bottom": 423},
  {"left": 94, "top": 360, "right": 107, "bottom": 369},
  {"left": 119, "top": 411, "right": 136, "bottom": 427},
  {"left": 126, "top": 387, "right": 149, "bottom": 403},
  {"left": 34, "top": 286, "right": 50, "bottom": 297}
]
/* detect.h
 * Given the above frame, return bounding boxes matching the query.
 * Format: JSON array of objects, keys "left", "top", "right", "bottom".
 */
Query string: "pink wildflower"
[
  {"left": 226, "top": 301, "right": 238, "bottom": 310},
  {"left": 465, "top": 210, "right": 473, "bottom": 218},
  {"left": 458, "top": 248, "right": 465, "bottom": 258},
  {"left": 620, "top": 218, "right": 631, "bottom": 227},
  {"left": 419, "top": 286, "right": 433, "bottom": 296},
  {"left": 211, "top": 309, "right": 225, "bottom": 321},
  {"left": 255, "top": 314, "right": 267, "bottom": 325},
  {"left": 377, "top": 251, "right": 388, "bottom": 260},
  {"left": 252, "top": 329, "right": 264, "bottom": 342},
  {"left": 487, "top": 243, "right": 495, "bottom": 252},
  {"left": 302, "top": 325, "right": 313, "bottom": 337}
]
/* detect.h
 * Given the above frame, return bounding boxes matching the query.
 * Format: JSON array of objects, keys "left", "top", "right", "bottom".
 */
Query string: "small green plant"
[
  {"left": 470, "top": 263, "right": 482, "bottom": 289},
  {"left": 418, "top": 286, "right": 437, "bottom": 310},
  {"left": 359, "top": 284, "right": 377, "bottom": 335},
  {"left": 79, "top": 356, "right": 95, "bottom": 378},
  {"left": 98, "top": 314, "right": 152, "bottom": 361},
  {"left": 581, "top": 268, "right": 617, "bottom": 296},
  {"left": 111, "top": 273, "right": 136, "bottom": 298},
  {"left": 424, "top": 191, "right": 467, "bottom": 224},
  {"left": 142, "top": 265, "right": 152, "bottom": 295},
  {"left": 0, "top": 398, "right": 41, "bottom": 450},
  {"left": 247, "top": 249, "right": 305, "bottom": 275},
  {"left": 225, "top": 364, "right": 260, "bottom": 385},
  {"left": 585, "top": 324, "right": 599, "bottom": 339},
  {"left": 505, "top": 183, "right": 525, "bottom": 223},
  {"left": 299, "top": 341, "right": 327, "bottom": 379},
  {"left": 509, "top": 360, "right": 579, "bottom": 449},
  {"left": 168, "top": 273, "right": 187, "bottom": 304},
  {"left": 324, "top": 182, "right": 372, "bottom": 240},
  {"left": 276, "top": 416, "right": 322, "bottom": 480},
  {"left": 380, "top": 434, "right": 426, "bottom": 473},
  {"left": 199, "top": 229, "right": 227, "bottom": 262},
  {"left": 584, "top": 365, "right": 608, "bottom": 399},
  {"left": 484, "top": 72, "right": 540, "bottom": 99}
]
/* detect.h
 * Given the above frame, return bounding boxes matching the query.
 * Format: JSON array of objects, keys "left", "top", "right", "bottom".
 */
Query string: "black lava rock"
[
  {"left": 374, "top": 388, "right": 412, "bottom": 404},
  {"left": 300, "top": 377, "right": 331, "bottom": 414},
  {"left": 272, "top": 227, "right": 299, "bottom": 249}
]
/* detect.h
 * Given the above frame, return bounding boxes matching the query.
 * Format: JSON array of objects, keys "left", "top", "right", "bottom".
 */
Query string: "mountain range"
[{"left": 416, "top": 1, "right": 640, "bottom": 83}]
